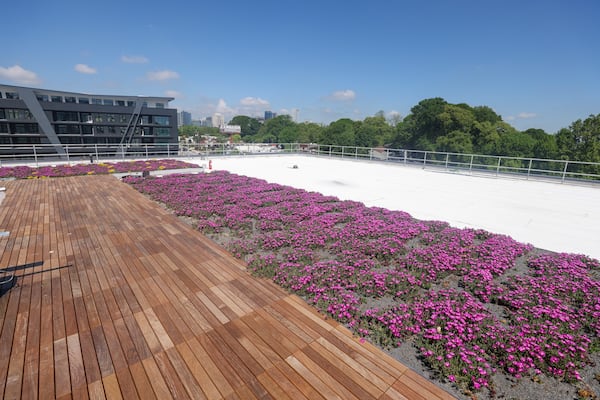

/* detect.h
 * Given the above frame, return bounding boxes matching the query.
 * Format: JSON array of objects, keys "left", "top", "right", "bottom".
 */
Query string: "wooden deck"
[{"left": 0, "top": 174, "right": 456, "bottom": 400}]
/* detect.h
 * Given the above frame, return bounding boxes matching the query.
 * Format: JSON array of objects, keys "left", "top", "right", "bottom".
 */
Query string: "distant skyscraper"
[
  {"left": 205, "top": 116, "right": 213, "bottom": 127},
  {"left": 178, "top": 110, "right": 192, "bottom": 127},
  {"left": 264, "top": 110, "right": 276, "bottom": 120},
  {"left": 212, "top": 112, "right": 225, "bottom": 128},
  {"left": 291, "top": 108, "right": 300, "bottom": 122}
]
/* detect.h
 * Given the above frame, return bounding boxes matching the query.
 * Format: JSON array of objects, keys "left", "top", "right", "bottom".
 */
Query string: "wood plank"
[{"left": 0, "top": 174, "right": 456, "bottom": 400}]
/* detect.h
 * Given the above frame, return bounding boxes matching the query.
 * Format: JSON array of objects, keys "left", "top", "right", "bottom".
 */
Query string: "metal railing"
[{"left": 1, "top": 142, "right": 599, "bottom": 185}]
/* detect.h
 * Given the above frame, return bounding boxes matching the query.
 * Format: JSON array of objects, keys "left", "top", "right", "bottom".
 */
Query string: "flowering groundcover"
[
  {"left": 0, "top": 159, "right": 198, "bottom": 179},
  {"left": 125, "top": 171, "right": 600, "bottom": 397}
]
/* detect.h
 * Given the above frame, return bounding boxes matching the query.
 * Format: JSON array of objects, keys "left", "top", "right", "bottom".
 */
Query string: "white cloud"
[
  {"left": 329, "top": 89, "right": 356, "bottom": 101},
  {"left": 240, "top": 97, "right": 270, "bottom": 107},
  {"left": 147, "top": 70, "right": 180, "bottom": 81},
  {"left": 517, "top": 112, "right": 537, "bottom": 119},
  {"left": 74, "top": 64, "right": 97, "bottom": 74},
  {"left": 165, "top": 90, "right": 181, "bottom": 98},
  {"left": 0, "top": 65, "right": 41, "bottom": 85},
  {"left": 216, "top": 99, "right": 234, "bottom": 114},
  {"left": 506, "top": 112, "right": 537, "bottom": 122},
  {"left": 121, "top": 55, "right": 149, "bottom": 64}
]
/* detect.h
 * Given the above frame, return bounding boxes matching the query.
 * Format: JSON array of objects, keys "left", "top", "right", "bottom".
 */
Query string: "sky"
[{"left": 2, "top": 0, "right": 599, "bottom": 133}]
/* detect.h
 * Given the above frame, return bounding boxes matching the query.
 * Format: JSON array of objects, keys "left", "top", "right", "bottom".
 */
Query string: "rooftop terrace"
[{"left": 0, "top": 174, "right": 455, "bottom": 399}]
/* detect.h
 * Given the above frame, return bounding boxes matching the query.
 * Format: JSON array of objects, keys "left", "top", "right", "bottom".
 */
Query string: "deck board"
[{"left": 0, "top": 174, "right": 456, "bottom": 399}]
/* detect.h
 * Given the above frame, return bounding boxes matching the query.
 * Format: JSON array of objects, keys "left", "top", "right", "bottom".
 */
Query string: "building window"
[
  {"left": 155, "top": 127, "right": 170, "bottom": 136},
  {"left": 155, "top": 103, "right": 164, "bottom": 108},
  {"left": 0, "top": 136, "right": 11, "bottom": 144},
  {"left": 140, "top": 116, "right": 150, "bottom": 125},
  {"left": 0, "top": 123, "right": 8, "bottom": 133},
  {"left": 65, "top": 96, "right": 76, "bottom": 103},
  {"left": 0, "top": 109, "right": 4, "bottom": 119},
  {"left": 55, "top": 124, "right": 80, "bottom": 135},
  {"left": 92, "top": 98, "right": 102, "bottom": 105},
  {"left": 116, "top": 100, "right": 125, "bottom": 106},
  {"left": 36, "top": 94, "right": 49, "bottom": 102},
  {"left": 51, "top": 96, "right": 63, "bottom": 103},
  {"left": 78, "top": 97, "right": 89, "bottom": 104},
  {"left": 11, "top": 123, "right": 39, "bottom": 134},
  {"left": 13, "top": 136, "right": 41, "bottom": 144},
  {"left": 81, "top": 125, "right": 93, "bottom": 135},
  {"left": 154, "top": 116, "right": 170, "bottom": 126},
  {"left": 54, "top": 111, "right": 79, "bottom": 122},
  {"left": 103, "top": 99, "right": 114, "bottom": 106},
  {"left": 5, "top": 92, "right": 19, "bottom": 100},
  {"left": 127, "top": 101, "right": 136, "bottom": 107},
  {"left": 5, "top": 109, "right": 34, "bottom": 120}
]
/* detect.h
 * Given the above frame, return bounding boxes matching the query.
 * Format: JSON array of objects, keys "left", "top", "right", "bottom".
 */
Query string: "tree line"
[{"left": 179, "top": 97, "right": 600, "bottom": 165}]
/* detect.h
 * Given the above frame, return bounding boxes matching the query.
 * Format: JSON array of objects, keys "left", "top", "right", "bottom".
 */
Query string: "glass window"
[
  {"left": 81, "top": 125, "right": 93, "bottom": 135},
  {"left": 0, "top": 136, "right": 11, "bottom": 144},
  {"left": 103, "top": 99, "right": 114, "bottom": 106},
  {"left": 36, "top": 94, "right": 49, "bottom": 102},
  {"left": 0, "top": 109, "right": 4, "bottom": 119},
  {"left": 127, "top": 101, "right": 136, "bottom": 107},
  {"left": 0, "top": 122, "right": 8, "bottom": 133},
  {"left": 5, "top": 92, "right": 19, "bottom": 99},
  {"left": 78, "top": 97, "right": 89, "bottom": 104},
  {"left": 13, "top": 136, "right": 41, "bottom": 144},
  {"left": 80, "top": 113, "right": 93, "bottom": 123},
  {"left": 92, "top": 98, "right": 102, "bottom": 105},
  {"left": 0, "top": 92, "right": 2, "bottom": 99},
  {"left": 154, "top": 116, "right": 170, "bottom": 126},
  {"left": 65, "top": 96, "right": 76, "bottom": 103},
  {"left": 11, "top": 123, "right": 39, "bottom": 134},
  {"left": 155, "top": 103, "right": 164, "bottom": 108},
  {"left": 119, "top": 114, "right": 129, "bottom": 123},
  {"left": 51, "top": 96, "right": 63, "bottom": 103},
  {"left": 155, "top": 127, "right": 171, "bottom": 136},
  {"left": 142, "top": 102, "right": 148, "bottom": 107},
  {"left": 55, "top": 124, "right": 80, "bottom": 134},
  {"left": 6, "top": 109, "right": 34, "bottom": 120},
  {"left": 140, "top": 116, "right": 150, "bottom": 124},
  {"left": 54, "top": 111, "right": 79, "bottom": 122},
  {"left": 116, "top": 100, "right": 125, "bottom": 106}
]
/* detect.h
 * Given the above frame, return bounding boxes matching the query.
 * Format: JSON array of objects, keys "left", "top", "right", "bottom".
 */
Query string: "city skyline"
[{"left": 2, "top": 1, "right": 599, "bottom": 134}]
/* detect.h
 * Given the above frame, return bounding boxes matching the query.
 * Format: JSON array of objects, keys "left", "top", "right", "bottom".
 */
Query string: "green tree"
[
  {"left": 355, "top": 115, "right": 393, "bottom": 147},
  {"left": 320, "top": 118, "right": 356, "bottom": 146},
  {"left": 556, "top": 114, "right": 600, "bottom": 164},
  {"left": 435, "top": 130, "right": 473, "bottom": 154},
  {"left": 229, "top": 115, "right": 261, "bottom": 137},
  {"left": 472, "top": 106, "right": 502, "bottom": 124},
  {"left": 295, "top": 122, "right": 323, "bottom": 143},
  {"left": 256, "top": 115, "right": 295, "bottom": 143}
]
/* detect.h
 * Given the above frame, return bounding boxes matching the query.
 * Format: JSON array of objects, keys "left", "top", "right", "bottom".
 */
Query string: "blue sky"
[{"left": 2, "top": 0, "right": 599, "bottom": 133}]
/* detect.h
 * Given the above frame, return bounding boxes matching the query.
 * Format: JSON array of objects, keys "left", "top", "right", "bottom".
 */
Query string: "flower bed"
[
  {"left": 0, "top": 159, "right": 198, "bottom": 179},
  {"left": 125, "top": 170, "right": 600, "bottom": 397}
]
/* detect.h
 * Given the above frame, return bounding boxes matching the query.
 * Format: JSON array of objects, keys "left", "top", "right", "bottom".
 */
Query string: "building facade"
[
  {"left": 0, "top": 84, "right": 178, "bottom": 155},
  {"left": 178, "top": 110, "right": 192, "bottom": 127}
]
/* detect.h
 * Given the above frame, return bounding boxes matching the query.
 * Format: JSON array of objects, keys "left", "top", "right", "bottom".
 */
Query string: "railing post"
[
  {"left": 469, "top": 154, "right": 474, "bottom": 172},
  {"left": 562, "top": 161, "right": 569, "bottom": 183},
  {"left": 404, "top": 150, "right": 407, "bottom": 164},
  {"left": 145, "top": 144, "right": 149, "bottom": 159},
  {"left": 423, "top": 151, "right": 427, "bottom": 169},
  {"left": 95, "top": 144, "right": 99, "bottom": 161},
  {"left": 527, "top": 159, "right": 532, "bottom": 179},
  {"left": 496, "top": 157, "right": 502, "bottom": 176},
  {"left": 355, "top": 146, "right": 358, "bottom": 159},
  {"left": 445, "top": 153, "right": 449, "bottom": 169},
  {"left": 33, "top": 145, "right": 38, "bottom": 167},
  {"left": 65, "top": 145, "right": 70, "bottom": 164}
]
